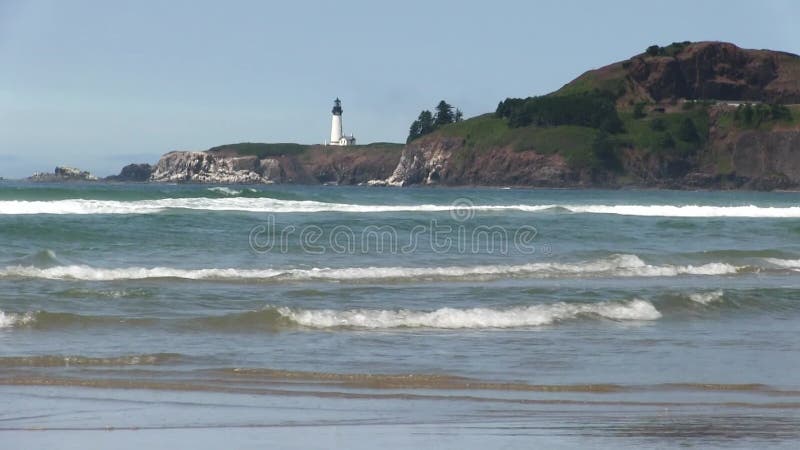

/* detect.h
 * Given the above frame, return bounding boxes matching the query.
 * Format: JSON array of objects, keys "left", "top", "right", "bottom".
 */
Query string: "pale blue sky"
[{"left": 1, "top": 0, "right": 798, "bottom": 177}]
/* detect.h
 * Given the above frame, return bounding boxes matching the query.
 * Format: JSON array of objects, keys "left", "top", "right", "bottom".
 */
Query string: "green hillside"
[{"left": 413, "top": 41, "right": 800, "bottom": 175}]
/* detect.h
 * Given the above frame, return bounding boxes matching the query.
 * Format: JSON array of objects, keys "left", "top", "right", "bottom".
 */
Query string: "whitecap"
[
  {"left": 764, "top": 258, "right": 800, "bottom": 269},
  {"left": 207, "top": 187, "right": 242, "bottom": 196},
  {"left": 0, "top": 310, "right": 35, "bottom": 329},
  {"left": 275, "top": 299, "right": 662, "bottom": 329},
  {"left": 688, "top": 290, "right": 724, "bottom": 305},
  {"left": 0, "top": 255, "right": 743, "bottom": 282}
]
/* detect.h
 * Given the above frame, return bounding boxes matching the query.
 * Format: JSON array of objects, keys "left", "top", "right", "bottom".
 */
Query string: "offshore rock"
[
  {"left": 106, "top": 163, "right": 153, "bottom": 182},
  {"left": 28, "top": 166, "right": 98, "bottom": 182}
]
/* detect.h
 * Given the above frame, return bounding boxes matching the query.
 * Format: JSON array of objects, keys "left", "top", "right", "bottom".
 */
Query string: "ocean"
[{"left": 1, "top": 181, "right": 799, "bottom": 449}]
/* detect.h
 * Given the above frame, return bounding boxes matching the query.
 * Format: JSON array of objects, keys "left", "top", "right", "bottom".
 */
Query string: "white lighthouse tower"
[{"left": 327, "top": 98, "right": 356, "bottom": 146}]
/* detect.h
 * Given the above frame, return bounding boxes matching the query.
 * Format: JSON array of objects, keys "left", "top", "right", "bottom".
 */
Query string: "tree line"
[
  {"left": 407, "top": 100, "right": 463, "bottom": 143},
  {"left": 495, "top": 91, "right": 624, "bottom": 133}
]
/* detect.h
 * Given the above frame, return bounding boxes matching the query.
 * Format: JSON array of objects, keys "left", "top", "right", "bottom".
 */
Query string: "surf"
[
  {"left": 4, "top": 197, "right": 800, "bottom": 217},
  {"left": 0, "top": 254, "right": 743, "bottom": 282}
]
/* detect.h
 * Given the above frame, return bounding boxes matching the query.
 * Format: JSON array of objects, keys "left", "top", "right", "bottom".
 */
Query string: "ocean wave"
[
  {"left": 3, "top": 197, "right": 800, "bottom": 217},
  {"left": 765, "top": 258, "right": 800, "bottom": 269},
  {"left": 562, "top": 204, "right": 800, "bottom": 218},
  {"left": 206, "top": 186, "right": 258, "bottom": 196},
  {"left": 688, "top": 290, "right": 725, "bottom": 305},
  {"left": 274, "top": 299, "right": 662, "bottom": 329},
  {"left": 0, "top": 310, "right": 35, "bottom": 329},
  {"left": 57, "top": 287, "right": 155, "bottom": 299},
  {"left": 0, "top": 255, "right": 743, "bottom": 282},
  {"left": 2, "top": 300, "right": 659, "bottom": 332}
]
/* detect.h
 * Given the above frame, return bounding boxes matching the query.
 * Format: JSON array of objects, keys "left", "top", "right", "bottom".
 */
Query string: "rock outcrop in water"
[
  {"left": 106, "top": 163, "right": 153, "bottom": 182},
  {"left": 28, "top": 166, "right": 98, "bottom": 182}
]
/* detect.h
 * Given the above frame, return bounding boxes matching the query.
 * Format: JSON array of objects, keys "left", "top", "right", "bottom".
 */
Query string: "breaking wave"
[
  {"left": 274, "top": 299, "right": 662, "bottom": 329},
  {"left": 0, "top": 254, "right": 743, "bottom": 282},
  {"left": 559, "top": 204, "right": 800, "bottom": 218},
  {"left": 0, "top": 310, "right": 35, "bottom": 329},
  {"left": 206, "top": 187, "right": 259, "bottom": 197},
  {"left": 765, "top": 258, "right": 800, "bottom": 269},
  {"left": 3, "top": 197, "right": 800, "bottom": 217},
  {"left": 0, "top": 300, "right": 661, "bottom": 331},
  {"left": 688, "top": 290, "right": 725, "bottom": 305}
]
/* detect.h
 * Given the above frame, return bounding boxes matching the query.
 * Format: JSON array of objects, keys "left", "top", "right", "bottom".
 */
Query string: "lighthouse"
[{"left": 327, "top": 98, "right": 356, "bottom": 146}]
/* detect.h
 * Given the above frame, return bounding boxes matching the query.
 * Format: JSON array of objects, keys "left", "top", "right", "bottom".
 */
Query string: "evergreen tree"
[
  {"left": 434, "top": 100, "right": 454, "bottom": 126},
  {"left": 407, "top": 120, "right": 422, "bottom": 143},
  {"left": 407, "top": 101, "right": 461, "bottom": 143},
  {"left": 407, "top": 110, "right": 435, "bottom": 143},
  {"left": 418, "top": 110, "right": 435, "bottom": 134}
]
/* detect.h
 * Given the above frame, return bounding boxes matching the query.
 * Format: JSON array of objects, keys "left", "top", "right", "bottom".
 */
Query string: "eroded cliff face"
[
  {"left": 704, "top": 129, "right": 800, "bottom": 190},
  {"left": 301, "top": 146, "right": 402, "bottom": 185},
  {"left": 148, "top": 146, "right": 403, "bottom": 185},
  {"left": 383, "top": 137, "right": 459, "bottom": 186},
  {"left": 381, "top": 136, "right": 578, "bottom": 187},
  {"left": 150, "top": 151, "right": 271, "bottom": 183},
  {"left": 623, "top": 42, "right": 800, "bottom": 104}
]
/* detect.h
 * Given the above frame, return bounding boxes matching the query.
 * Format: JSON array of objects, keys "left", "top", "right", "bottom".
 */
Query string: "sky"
[{"left": 1, "top": 0, "right": 799, "bottom": 178}]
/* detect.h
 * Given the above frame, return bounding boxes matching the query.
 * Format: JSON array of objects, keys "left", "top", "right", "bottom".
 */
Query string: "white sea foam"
[
  {"left": 764, "top": 258, "right": 800, "bottom": 269},
  {"left": 275, "top": 299, "right": 662, "bottom": 329},
  {"left": 0, "top": 198, "right": 479, "bottom": 215},
  {"left": 688, "top": 290, "right": 724, "bottom": 305},
  {"left": 207, "top": 187, "right": 242, "bottom": 196},
  {"left": 0, "top": 310, "right": 34, "bottom": 329},
  {"left": 3, "top": 197, "right": 800, "bottom": 217},
  {"left": 0, "top": 255, "right": 742, "bottom": 282},
  {"left": 561, "top": 204, "right": 800, "bottom": 218}
]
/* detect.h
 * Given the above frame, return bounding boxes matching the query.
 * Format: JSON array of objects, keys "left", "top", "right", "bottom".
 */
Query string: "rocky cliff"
[
  {"left": 559, "top": 41, "right": 800, "bottom": 105},
  {"left": 148, "top": 144, "right": 403, "bottom": 185},
  {"left": 627, "top": 42, "right": 800, "bottom": 103},
  {"left": 381, "top": 136, "right": 575, "bottom": 187},
  {"left": 379, "top": 112, "right": 800, "bottom": 190},
  {"left": 149, "top": 151, "right": 272, "bottom": 183}
]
